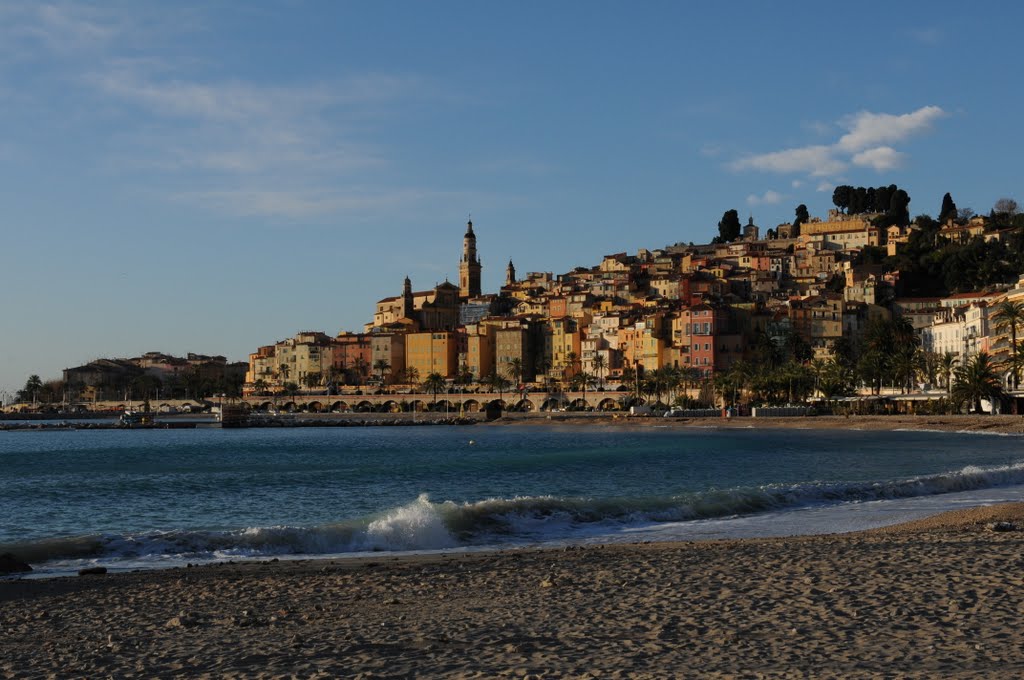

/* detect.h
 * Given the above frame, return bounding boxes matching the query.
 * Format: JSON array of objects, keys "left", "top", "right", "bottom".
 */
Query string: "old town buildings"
[{"left": 243, "top": 212, "right": 1024, "bottom": 396}]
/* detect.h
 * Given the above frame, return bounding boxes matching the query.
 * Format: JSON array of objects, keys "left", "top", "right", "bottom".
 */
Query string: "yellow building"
[
  {"left": 546, "top": 317, "right": 582, "bottom": 378},
  {"left": 464, "top": 324, "right": 496, "bottom": 381},
  {"left": 406, "top": 331, "right": 459, "bottom": 380}
]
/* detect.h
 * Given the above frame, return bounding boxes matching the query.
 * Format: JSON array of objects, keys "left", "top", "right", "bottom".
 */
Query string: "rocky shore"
[{"left": 4, "top": 504, "right": 1024, "bottom": 677}]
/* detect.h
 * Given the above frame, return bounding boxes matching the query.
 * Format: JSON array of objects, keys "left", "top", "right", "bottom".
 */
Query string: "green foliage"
[
  {"left": 939, "top": 192, "right": 957, "bottom": 224},
  {"left": 793, "top": 204, "right": 809, "bottom": 236},
  {"left": 717, "top": 209, "right": 741, "bottom": 242},
  {"left": 831, "top": 184, "right": 909, "bottom": 225},
  {"left": 887, "top": 232, "right": 1024, "bottom": 297},
  {"left": 824, "top": 273, "right": 845, "bottom": 293},
  {"left": 951, "top": 352, "right": 1005, "bottom": 414}
]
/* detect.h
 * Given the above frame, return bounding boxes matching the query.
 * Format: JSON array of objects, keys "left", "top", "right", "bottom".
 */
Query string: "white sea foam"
[{"left": 8, "top": 460, "right": 1024, "bottom": 575}]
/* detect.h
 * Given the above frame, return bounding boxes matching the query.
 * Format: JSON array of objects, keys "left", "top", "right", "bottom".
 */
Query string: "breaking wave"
[{"left": 7, "top": 460, "right": 1024, "bottom": 568}]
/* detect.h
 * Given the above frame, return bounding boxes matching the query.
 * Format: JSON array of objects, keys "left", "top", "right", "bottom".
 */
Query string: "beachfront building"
[{"left": 405, "top": 331, "right": 459, "bottom": 380}]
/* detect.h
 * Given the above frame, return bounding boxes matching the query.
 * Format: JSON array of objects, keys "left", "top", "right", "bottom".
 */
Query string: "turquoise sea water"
[{"left": 2, "top": 425, "right": 1023, "bottom": 576}]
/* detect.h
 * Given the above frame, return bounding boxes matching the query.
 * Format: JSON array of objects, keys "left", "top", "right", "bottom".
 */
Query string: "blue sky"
[{"left": 2, "top": 1, "right": 1022, "bottom": 396}]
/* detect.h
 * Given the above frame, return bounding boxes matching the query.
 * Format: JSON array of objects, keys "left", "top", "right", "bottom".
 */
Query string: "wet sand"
[
  {"left": 494, "top": 413, "right": 1024, "bottom": 436},
  {"left": 4, "top": 504, "right": 1024, "bottom": 678}
]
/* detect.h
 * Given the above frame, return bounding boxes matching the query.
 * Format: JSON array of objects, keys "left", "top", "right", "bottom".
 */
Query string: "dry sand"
[{"left": 4, "top": 504, "right": 1024, "bottom": 678}]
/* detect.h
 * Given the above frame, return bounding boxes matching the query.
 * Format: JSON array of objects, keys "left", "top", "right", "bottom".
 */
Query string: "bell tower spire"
[{"left": 459, "top": 217, "right": 482, "bottom": 299}]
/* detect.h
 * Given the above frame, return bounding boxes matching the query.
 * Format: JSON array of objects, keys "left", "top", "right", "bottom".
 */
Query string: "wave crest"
[{"left": 6, "top": 461, "right": 1024, "bottom": 566}]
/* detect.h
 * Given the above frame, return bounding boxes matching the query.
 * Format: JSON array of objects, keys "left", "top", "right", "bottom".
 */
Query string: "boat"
[{"left": 119, "top": 410, "right": 153, "bottom": 427}]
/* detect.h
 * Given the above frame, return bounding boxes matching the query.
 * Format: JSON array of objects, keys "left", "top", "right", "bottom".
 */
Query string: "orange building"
[{"left": 406, "top": 331, "right": 459, "bottom": 380}]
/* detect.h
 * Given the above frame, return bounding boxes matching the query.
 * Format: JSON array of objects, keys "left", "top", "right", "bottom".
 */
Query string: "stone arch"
[
  {"left": 462, "top": 399, "right": 481, "bottom": 413},
  {"left": 431, "top": 399, "right": 455, "bottom": 412},
  {"left": 569, "top": 398, "right": 589, "bottom": 411},
  {"left": 485, "top": 399, "right": 507, "bottom": 410},
  {"left": 259, "top": 401, "right": 276, "bottom": 412},
  {"left": 540, "top": 398, "right": 561, "bottom": 412},
  {"left": 410, "top": 400, "right": 426, "bottom": 412},
  {"left": 281, "top": 401, "right": 298, "bottom": 412},
  {"left": 380, "top": 400, "right": 401, "bottom": 413},
  {"left": 355, "top": 401, "right": 374, "bottom": 413},
  {"left": 598, "top": 397, "right": 619, "bottom": 411},
  {"left": 513, "top": 399, "right": 534, "bottom": 412},
  {"left": 331, "top": 401, "right": 349, "bottom": 412},
  {"left": 307, "top": 401, "right": 324, "bottom": 413}
]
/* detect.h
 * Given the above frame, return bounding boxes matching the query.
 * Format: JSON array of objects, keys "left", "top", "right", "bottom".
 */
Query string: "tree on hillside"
[
  {"left": 793, "top": 204, "right": 809, "bottom": 236},
  {"left": 991, "top": 198, "right": 1020, "bottom": 228},
  {"left": 939, "top": 192, "right": 957, "bottom": 224},
  {"left": 717, "top": 209, "right": 741, "bottom": 242},
  {"left": 832, "top": 185, "right": 850, "bottom": 213},
  {"left": 888, "top": 188, "right": 911, "bottom": 227}
]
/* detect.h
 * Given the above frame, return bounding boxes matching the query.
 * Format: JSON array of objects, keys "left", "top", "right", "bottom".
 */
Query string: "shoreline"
[
  {"left": 4, "top": 504, "right": 1024, "bottom": 677},
  {"left": 5, "top": 412, "right": 1024, "bottom": 435},
  {"left": 490, "top": 412, "right": 1024, "bottom": 435}
]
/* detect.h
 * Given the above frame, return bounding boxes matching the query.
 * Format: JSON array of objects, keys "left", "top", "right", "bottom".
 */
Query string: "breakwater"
[{"left": 0, "top": 415, "right": 480, "bottom": 431}]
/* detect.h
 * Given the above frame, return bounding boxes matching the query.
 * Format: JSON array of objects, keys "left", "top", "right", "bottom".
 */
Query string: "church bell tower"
[{"left": 459, "top": 219, "right": 482, "bottom": 299}]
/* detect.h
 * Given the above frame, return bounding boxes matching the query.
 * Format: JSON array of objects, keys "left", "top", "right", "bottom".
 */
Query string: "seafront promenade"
[{"left": 1, "top": 389, "right": 636, "bottom": 417}]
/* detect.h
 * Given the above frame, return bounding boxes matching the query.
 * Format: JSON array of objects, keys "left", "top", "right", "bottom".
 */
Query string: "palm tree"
[
  {"left": 507, "top": 357, "right": 524, "bottom": 388},
  {"left": 569, "top": 371, "right": 596, "bottom": 410},
  {"left": 563, "top": 351, "right": 580, "bottom": 383},
  {"left": 620, "top": 365, "right": 638, "bottom": 402},
  {"left": 482, "top": 371, "right": 511, "bottom": 404},
  {"left": 939, "top": 352, "right": 958, "bottom": 396},
  {"left": 373, "top": 359, "right": 391, "bottom": 385},
  {"left": 352, "top": 356, "right": 369, "bottom": 386},
  {"left": 591, "top": 354, "right": 607, "bottom": 390},
  {"left": 422, "top": 372, "right": 447, "bottom": 408},
  {"left": 818, "top": 360, "right": 853, "bottom": 400},
  {"left": 890, "top": 348, "right": 923, "bottom": 394},
  {"left": 24, "top": 374, "right": 42, "bottom": 405},
  {"left": 809, "top": 358, "right": 828, "bottom": 399},
  {"left": 253, "top": 379, "right": 269, "bottom": 396},
  {"left": 402, "top": 366, "right": 420, "bottom": 386},
  {"left": 535, "top": 356, "right": 552, "bottom": 391},
  {"left": 951, "top": 352, "right": 1006, "bottom": 414},
  {"left": 992, "top": 300, "right": 1024, "bottom": 389}
]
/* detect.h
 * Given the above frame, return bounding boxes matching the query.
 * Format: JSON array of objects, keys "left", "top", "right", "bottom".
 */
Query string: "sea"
[{"left": 2, "top": 423, "right": 1024, "bottom": 578}]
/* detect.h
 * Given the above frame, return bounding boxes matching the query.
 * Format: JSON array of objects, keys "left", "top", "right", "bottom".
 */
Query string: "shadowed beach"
[{"left": 4, "top": 503, "right": 1024, "bottom": 678}]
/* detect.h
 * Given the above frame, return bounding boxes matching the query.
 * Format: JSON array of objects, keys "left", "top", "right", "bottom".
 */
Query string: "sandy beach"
[
  {"left": 493, "top": 413, "right": 1024, "bottom": 436},
  {"left": 4, "top": 503, "right": 1024, "bottom": 678}
]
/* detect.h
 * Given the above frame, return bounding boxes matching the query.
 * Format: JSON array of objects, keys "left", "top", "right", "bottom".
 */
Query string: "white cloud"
[
  {"left": 910, "top": 27, "right": 943, "bottom": 45},
  {"left": 836, "top": 106, "right": 946, "bottom": 152},
  {"left": 174, "top": 187, "right": 491, "bottom": 221},
  {"left": 747, "top": 190, "right": 784, "bottom": 206},
  {"left": 816, "top": 181, "right": 834, "bottom": 193},
  {"left": 699, "top": 143, "right": 724, "bottom": 158},
  {"left": 81, "top": 61, "right": 445, "bottom": 217},
  {"left": 0, "top": 3, "right": 118, "bottom": 54},
  {"left": 791, "top": 180, "right": 803, "bottom": 189},
  {"left": 730, "top": 145, "right": 846, "bottom": 177},
  {"left": 851, "top": 146, "right": 905, "bottom": 171},
  {"left": 730, "top": 105, "right": 946, "bottom": 182}
]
